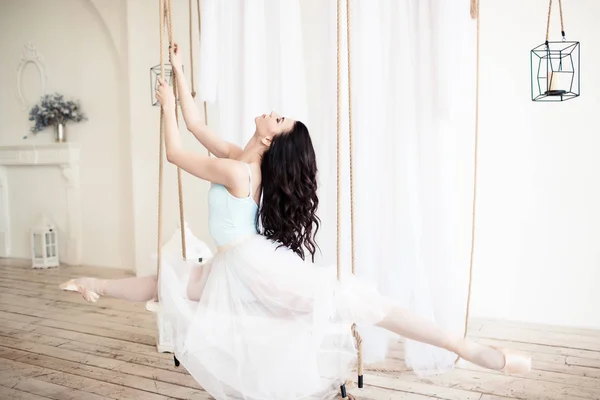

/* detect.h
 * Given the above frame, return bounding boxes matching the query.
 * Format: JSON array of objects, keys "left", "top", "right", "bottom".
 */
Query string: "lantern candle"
[{"left": 547, "top": 71, "right": 572, "bottom": 96}]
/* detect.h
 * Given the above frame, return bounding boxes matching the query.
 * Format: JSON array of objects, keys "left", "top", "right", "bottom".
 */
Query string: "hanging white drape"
[
  {"left": 197, "top": 0, "right": 308, "bottom": 146},
  {"left": 353, "top": 0, "right": 477, "bottom": 373},
  {"left": 199, "top": 0, "right": 477, "bottom": 375},
  {"left": 304, "top": 0, "right": 478, "bottom": 373}
]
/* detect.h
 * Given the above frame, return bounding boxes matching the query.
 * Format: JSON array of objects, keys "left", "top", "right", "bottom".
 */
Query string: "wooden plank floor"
[{"left": 1, "top": 260, "right": 599, "bottom": 400}]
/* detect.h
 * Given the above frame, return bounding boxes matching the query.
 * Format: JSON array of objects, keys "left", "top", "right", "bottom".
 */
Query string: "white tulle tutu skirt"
[{"left": 157, "top": 234, "right": 395, "bottom": 400}]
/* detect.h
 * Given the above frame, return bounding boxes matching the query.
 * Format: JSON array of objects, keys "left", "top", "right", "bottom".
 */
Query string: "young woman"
[{"left": 60, "top": 44, "right": 531, "bottom": 400}]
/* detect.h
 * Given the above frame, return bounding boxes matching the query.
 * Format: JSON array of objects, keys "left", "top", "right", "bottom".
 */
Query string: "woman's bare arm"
[
  {"left": 170, "top": 43, "right": 243, "bottom": 159},
  {"left": 156, "top": 77, "right": 248, "bottom": 196}
]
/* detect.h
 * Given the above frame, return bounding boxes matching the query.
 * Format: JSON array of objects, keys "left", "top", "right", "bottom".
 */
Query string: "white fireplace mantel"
[
  {"left": 0, "top": 143, "right": 80, "bottom": 166},
  {"left": 0, "top": 143, "right": 82, "bottom": 265}
]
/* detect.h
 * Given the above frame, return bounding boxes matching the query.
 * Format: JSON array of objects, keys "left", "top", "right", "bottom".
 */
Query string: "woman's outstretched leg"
[
  {"left": 376, "top": 306, "right": 531, "bottom": 374},
  {"left": 59, "top": 275, "right": 158, "bottom": 303}
]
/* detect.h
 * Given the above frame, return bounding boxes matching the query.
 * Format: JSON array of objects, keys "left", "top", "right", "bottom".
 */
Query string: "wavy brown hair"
[{"left": 257, "top": 121, "right": 320, "bottom": 261}]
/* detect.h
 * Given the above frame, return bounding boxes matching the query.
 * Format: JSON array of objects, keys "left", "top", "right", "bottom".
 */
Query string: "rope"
[
  {"left": 346, "top": 0, "right": 356, "bottom": 276},
  {"left": 195, "top": 0, "right": 211, "bottom": 156},
  {"left": 165, "top": 0, "right": 187, "bottom": 260},
  {"left": 545, "top": 0, "right": 565, "bottom": 42},
  {"left": 336, "top": 0, "right": 342, "bottom": 283},
  {"left": 157, "top": 0, "right": 166, "bottom": 275},
  {"left": 461, "top": 0, "right": 480, "bottom": 348},
  {"left": 558, "top": 0, "right": 565, "bottom": 38},
  {"left": 545, "top": 0, "right": 553, "bottom": 43},
  {"left": 351, "top": 323, "right": 363, "bottom": 379},
  {"left": 470, "top": 0, "right": 478, "bottom": 19},
  {"left": 196, "top": 0, "right": 202, "bottom": 66},
  {"left": 344, "top": 0, "right": 364, "bottom": 385},
  {"left": 362, "top": 365, "right": 407, "bottom": 373},
  {"left": 189, "top": 0, "right": 196, "bottom": 98},
  {"left": 335, "top": 0, "right": 351, "bottom": 396}
]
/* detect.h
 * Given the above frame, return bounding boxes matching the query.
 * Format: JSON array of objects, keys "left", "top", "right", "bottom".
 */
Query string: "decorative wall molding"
[
  {"left": 0, "top": 143, "right": 82, "bottom": 265},
  {"left": 17, "top": 42, "right": 47, "bottom": 110}
]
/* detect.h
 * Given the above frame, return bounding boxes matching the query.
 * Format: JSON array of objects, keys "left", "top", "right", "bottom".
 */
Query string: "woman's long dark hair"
[{"left": 257, "top": 121, "right": 320, "bottom": 261}]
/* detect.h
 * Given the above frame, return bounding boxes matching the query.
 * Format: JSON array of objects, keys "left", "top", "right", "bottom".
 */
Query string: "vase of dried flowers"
[{"left": 27, "top": 93, "right": 87, "bottom": 142}]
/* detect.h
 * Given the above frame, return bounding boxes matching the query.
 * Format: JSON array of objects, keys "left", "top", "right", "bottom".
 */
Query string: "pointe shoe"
[
  {"left": 496, "top": 347, "right": 532, "bottom": 374},
  {"left": 59, "top": 279, "right": 100, "bottom": 303}
]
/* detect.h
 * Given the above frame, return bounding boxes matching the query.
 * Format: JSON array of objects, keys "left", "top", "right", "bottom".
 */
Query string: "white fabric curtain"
[
  {"left": 197, "top": 0, "right": 308, "bottom": 145},
  {"left": 355, "top": 0, "right": 477, "bottom": 373},
  {"left": 198, "top": 0, "right": 477, "bottom": 375},
  {"left": 304, "top": 0, "right": 478, "bottom": 373}
]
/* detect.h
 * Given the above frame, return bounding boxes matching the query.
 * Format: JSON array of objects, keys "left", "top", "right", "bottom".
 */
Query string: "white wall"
[
  {"left": 470, "top": 0, "right": 600, "bottom": 329},
  {"left": 0, "top": 0, "right": 213, "bottom": 273},
  {"left": 0, "top": 0, "right": 134, "bottom": 269}
]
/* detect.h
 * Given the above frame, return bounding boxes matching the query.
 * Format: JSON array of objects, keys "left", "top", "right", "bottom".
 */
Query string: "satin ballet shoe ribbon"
[{"left": 59, "top": 279, "right": 100, "bottom": 303}]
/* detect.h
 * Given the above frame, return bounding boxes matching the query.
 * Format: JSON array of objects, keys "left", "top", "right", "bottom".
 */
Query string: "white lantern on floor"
[{"left": 31, "top": 216, "right": 59, "bottom": 269}]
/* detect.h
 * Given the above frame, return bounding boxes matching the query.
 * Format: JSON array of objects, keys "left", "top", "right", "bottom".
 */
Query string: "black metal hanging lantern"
[
  {"left": 149, "top": 63, "right": 182, "bottom": 106},
  {"left": 531, "top": 0, "right": 580, "bottom": 102}
]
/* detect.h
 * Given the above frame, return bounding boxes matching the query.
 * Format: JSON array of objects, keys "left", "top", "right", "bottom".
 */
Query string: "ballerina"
[{"left": 60, "top": 43, "right": 531, "bottom": 400}]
